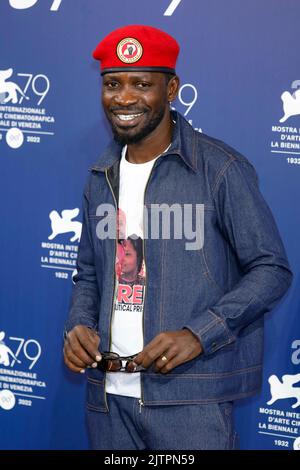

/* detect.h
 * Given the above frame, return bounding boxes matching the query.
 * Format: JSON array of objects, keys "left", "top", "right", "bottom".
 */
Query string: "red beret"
[{"left": 93, "top": 24, "right": 180, "bottom": 75}]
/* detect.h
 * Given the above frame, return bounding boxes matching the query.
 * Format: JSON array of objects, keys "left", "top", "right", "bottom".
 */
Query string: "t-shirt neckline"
[{"left": 121, "top": 143, "right": 171, "bottom": 167}]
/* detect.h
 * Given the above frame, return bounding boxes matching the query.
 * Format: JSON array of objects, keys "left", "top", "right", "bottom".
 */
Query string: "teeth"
[{"left": 116, "top": 113, "right": 143, "bottom": 121}]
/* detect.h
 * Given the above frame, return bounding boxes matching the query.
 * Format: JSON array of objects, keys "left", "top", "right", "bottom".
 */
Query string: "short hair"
[{"left": 164, "top": 72, "right": 176, "bottom": 85}]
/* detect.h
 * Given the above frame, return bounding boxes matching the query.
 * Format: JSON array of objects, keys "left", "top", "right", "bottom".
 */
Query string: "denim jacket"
[{"left": 66, "top": 110, "right": 293, "bottom": 411}]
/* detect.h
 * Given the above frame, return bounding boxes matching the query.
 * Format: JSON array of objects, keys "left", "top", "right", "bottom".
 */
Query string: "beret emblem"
[{"left": 116, "top": 37, "right": 143, "bottom": 64}]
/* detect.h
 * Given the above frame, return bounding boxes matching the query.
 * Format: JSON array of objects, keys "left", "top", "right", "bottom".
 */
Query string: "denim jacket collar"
[{"left": 89, "top": 110, "right": 199, "bottom": 173}]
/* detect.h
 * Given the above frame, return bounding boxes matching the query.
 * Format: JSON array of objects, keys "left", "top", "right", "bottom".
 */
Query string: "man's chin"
[
  {"left": 109, "top": 107, "right": 166, "bottom": 145},
  {"left": 112, "top": 128, "right": 149, "bottom": 145}
]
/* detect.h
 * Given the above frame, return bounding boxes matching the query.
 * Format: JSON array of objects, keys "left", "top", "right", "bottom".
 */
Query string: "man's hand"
[
  {"left": 133, "top": 329, "right": 203, "bottom": 374},
  {"left": 63, "top": 325, "right": 101, "bottom": 373}
]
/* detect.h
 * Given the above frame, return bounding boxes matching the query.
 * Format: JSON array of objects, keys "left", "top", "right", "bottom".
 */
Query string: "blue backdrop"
[{"left": 0, "top": 0, "right": 299, "bottom": 450}]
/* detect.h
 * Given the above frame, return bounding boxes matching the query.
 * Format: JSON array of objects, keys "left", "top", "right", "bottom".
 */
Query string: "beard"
[{"left": 106, "top": 105, "right": 166, "bottom": 145}]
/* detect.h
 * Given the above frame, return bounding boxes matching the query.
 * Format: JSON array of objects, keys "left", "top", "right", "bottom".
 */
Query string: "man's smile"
[{"left": 111, "top": 111, "right": 146, "bottom": 127}]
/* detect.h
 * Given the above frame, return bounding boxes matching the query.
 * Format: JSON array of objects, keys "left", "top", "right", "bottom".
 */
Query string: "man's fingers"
[
  {"left": 159, "top": 352, "right": 187, "bottom": 374},
  {"left": 64, "top": 326, "right": 101, "bottom": 370},
  {"left": 154, "top": 346, "right": 178, "bottom": 372},
  {"left": 133, "top": 330, "right": 202, "bottom": 373},
  {"left": 75, "top": 327, "right": 101, "bottom": 361},
  {"left": 64, "top": 343, "right": 89, "bottom": 369},
  {"left": 66, "top": 335, "right": 96, "bottom": 365},
  {"left": 64, "top": 353, "right": 86, "bottom": 374},
  {"left": 134, "top": 338, "right": 167, "bottom": 369}
]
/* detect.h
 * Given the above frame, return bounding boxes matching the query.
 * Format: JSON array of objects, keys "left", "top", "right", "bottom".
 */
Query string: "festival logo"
[
  {"left": 270, "top": 80, "right": 300, "bottom": 166},
  {"left": 267, "top": 373, "right": 300, "bottom": 409},
  {"left": 0, "top": 68, "right": 29, "bottom": 104},
  {"left": 257, "top": 340, "right": 300, "bottom": 449},
  {"left": 0, "top": 67, "right": 54, "bottom": 149},
  {"left": 48, "top": 208, "right": 82, "bottom": 243},
  {"left": 0, "top": 331, "right": 21, "bottom": 367},
  {"left": 280, "top": 81, "right": 300, "bottom": 123},
  {"left": 40, "top": 208, "right": 81, "bottom": 281},
  {"left": 0, "top": 330, "right": 46, "bottom": 410}
]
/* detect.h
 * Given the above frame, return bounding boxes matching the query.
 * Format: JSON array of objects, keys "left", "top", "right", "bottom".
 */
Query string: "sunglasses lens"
[
  {"left": 106, "top": 359, "right": 122, "bottom": 371},
  {"left": 97, "top": 352, "right": 140, "bottom": 372},
  {"left": 98, "top": 352, "right": 119, "bottom": 371},
  {"left": 125, "top": 360, "right": 138, "bottom": 373}
]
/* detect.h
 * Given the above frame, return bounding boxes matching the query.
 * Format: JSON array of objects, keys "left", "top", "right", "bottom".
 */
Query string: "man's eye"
[
  {"left": 137, "top": 82, "right": 151, "bottom": 88},
  {"left": 105, "top": 82, "right": 118, "bottom": 88}
]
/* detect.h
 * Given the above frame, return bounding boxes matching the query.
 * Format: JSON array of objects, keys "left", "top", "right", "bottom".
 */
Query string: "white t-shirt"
[{"left": 105, "top": 145, "right": 160, "bottom": 398}]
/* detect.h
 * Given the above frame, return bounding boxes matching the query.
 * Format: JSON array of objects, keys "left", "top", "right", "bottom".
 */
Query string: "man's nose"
[{"left": 114, "top": 86, "right": 138, "bottom": 107}]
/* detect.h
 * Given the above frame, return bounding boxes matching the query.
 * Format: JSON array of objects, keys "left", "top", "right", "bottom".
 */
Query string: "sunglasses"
[{"left": 97, "top": 352, "right": 145, "bottom": 373}]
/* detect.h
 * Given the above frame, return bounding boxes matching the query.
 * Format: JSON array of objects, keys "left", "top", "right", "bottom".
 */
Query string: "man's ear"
[{"left": 167, "top": 75, "right": 180, "bottom": 102}]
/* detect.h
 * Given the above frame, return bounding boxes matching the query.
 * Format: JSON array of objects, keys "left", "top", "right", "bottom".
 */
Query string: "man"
[{"left": 64, "top": 25, "right": 293, "bottom": 450}]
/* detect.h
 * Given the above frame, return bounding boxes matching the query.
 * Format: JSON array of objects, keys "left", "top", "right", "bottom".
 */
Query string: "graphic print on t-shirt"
[
  {"left": 106, "top": 146, "right": 160, "bottom": 397},
  {"left": 115, "top": 208, "right": 145, "bottom": 314}
]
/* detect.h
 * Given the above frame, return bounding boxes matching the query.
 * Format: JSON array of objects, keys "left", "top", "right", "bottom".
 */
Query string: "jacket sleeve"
[
  {"left": 64, "top": 178, "right": 100, "bottom": 333},
  {"left": 184, "top": 158, "right": 293, "bottom": 356}
]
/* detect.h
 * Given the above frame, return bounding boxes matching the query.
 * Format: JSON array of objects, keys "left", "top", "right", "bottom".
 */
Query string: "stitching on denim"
[
  {"left": 132, "top": 398, "right": 147, "bottom": 441},
  {"left": 210, "top": 338, "right": 233, "bottom": 354},
  {"left": 212, "top": 157, "right": 235, "bottom": 196},
  {"left": 197, "top": 317, "right": 222, "bottom": 338},
  {"left": 207, "top": 309, "right": 233, "bottom": 338},
  {"left": 140, "top": 401, "right": 150, "bottom": 442},
  {"left": 143, "top": 388, "right": 261, "bottom": 405},
  {"left": 201, "top": 244, "right": 224, "bottom": 294},
  {"left": 87, "top": 378, "right": 104, "bottom": 385},
  {"left": 86, "top": 172, "right": 94, "bottom": 200},
  {"left": 146, "top": 364, "right": 262, "bottom": 378},
  {"left": 207, "top": 308, "right": 224, "bottom": 323},
  {"left": 159, "top": 239, "right": 167, "bottom": 332},
  {"left": 198, "top": 216, "right": 223, "bottom": 295},
  {"left": 196, "top": 317, "right": 220, "bottom": 337},
  {"left": 199, "top": 135, "right": 256, "bottom": 179},
  {"left": 197, "top": 308, "right": 228, "bottom": 335},
  {"left": 215, "top": 403, "right": 230, "bottom": 445},
  {"left": 213, "top": 158, "right": 258, "bottom": 199},
  {"left": 226, "top": 243, "right": 231, "bottom": 292},
  {"left": 86, "top": 404, "right": 108, "bottom": 412},
  {"left": 199, "top": 135, "right": 241, "bottom": 161}
]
